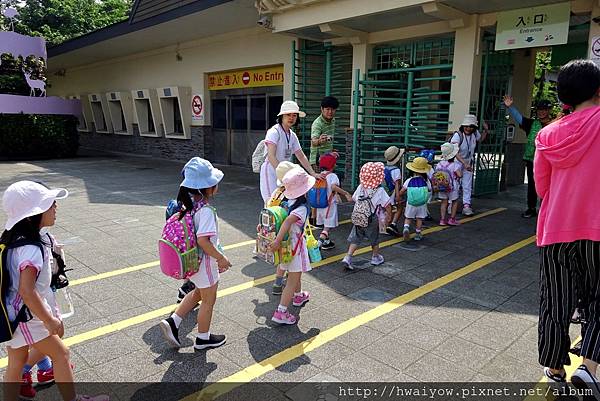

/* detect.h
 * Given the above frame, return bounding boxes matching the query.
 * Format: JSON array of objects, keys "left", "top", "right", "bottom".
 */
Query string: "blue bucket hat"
[{"left": 180, "top": 157, "right": 224, "bottom": 189}]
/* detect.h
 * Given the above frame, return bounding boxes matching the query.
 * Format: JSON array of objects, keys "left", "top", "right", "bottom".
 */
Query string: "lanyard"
[{"left": 464, "top": 133, "right": 474, "bottom": 160}]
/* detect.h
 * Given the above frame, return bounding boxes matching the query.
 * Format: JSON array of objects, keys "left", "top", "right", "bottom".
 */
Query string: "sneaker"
[
  {"left": 447, "top": 217, "right": 460, "bottom": 226},
  {"left": 271, "top": 310, "right": 297, "bottom": 325},
  {"left": 571, "top": 364, "right": 600, "bottom": 399},
  {"left": 272, "top": 282, "right": 284, "bottom": 295},
  {"left": 386, "top": 223, "right": 400, "bottom": 236},
  {"left": 159, "top": 317, "right": 181, "bottom": 348},
  {"left": 320, "top": 239, "right": 335, "bottom": 250},
  {"left": 414, "top": 231, "right": 423, "bottom": 241},
  {"left": 543, "top": 367, "right": 566, "bottom": 383},
  {"left": 75, "top": 395, "right": 110, "bottom": 401},
  {"left": 570, "top": 340, "right": 582, "bottom": 357},
  {"left": 521, "top": 209, "right": 537, "bottom": 218},
  {"left": 439, "top": 219, "right": 447, "bottom": 226},
  {"left": 342, "top": 255, "right": 353, "bottom": 270},
  {"left": 20, "top": 372, "right": 36, "bottom": 400},
  {"left": 177, "top": 281, "right": 196, "bottom": 303},
  {"left": 371, "top": 254, "right": 385, "bottom": 266},
  {"left": 462, "top": 205, "right": 474, "bottom": 216},
  {"left": 292, "top": 291, "right": 310, "bottom": 307},
  {"left": 572, "top": 308, "right": 582, "bottom": 324},
  {"left": 194, "top": 334, "right": 226, "bottom": 350},
  {"left": 402, "top": 227, "right": 410, "bottom": 241},
  {"left": 424, "top": 214, "right": 433, "bottom": 222},
  {"left": 37, "top": 367, "right": 55, "bottom": 385}
]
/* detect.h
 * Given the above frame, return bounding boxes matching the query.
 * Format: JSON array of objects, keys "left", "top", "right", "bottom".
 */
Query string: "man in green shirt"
[{"left": 309, "top": 96, "right": 339, "bottom": 169}]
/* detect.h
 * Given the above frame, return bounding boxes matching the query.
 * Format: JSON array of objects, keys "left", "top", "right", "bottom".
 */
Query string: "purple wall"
[{"left": 0, "top": 94, "right": 81, "bottom": 115}]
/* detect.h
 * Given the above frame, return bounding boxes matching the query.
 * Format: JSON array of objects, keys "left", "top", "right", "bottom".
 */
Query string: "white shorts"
[
  {"left": 405, "top": 204, "right": 429, "bottom": 219},
  {"left": 7, "top": 302, "right": 60, "bottom": 349},
  {"left": 189, "top": 257, "right": 220, "bottom": 289},
  {"left": 316, "top": 202, "right": 338, "bottom": 228},
  {"left": 280, "top": 248, "right": 312, "bottom": 274},
  {"left": 437, "top": 191, "right": 459, "bottom": 201}
]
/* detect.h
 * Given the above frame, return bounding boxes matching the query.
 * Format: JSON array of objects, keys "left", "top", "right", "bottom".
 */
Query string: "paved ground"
[{"left": 0, "top": 151, "right": 583, "bottom": 400}]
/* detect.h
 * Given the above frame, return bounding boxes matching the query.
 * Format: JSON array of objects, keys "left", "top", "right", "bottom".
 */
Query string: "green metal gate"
[
  {"left": 474, "top": 40, "right": 513, "bottom": 196},
  {"left": 292, "top": 40, "right": 353, "bottom": 179},
  {"left": 351, "top": 37, "right": 455, "bottom": 188}
]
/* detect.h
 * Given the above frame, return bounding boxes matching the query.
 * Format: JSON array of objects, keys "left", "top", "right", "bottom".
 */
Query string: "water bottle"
[{"left": 54, "top": 288, "right": 74, "bottom": 319}]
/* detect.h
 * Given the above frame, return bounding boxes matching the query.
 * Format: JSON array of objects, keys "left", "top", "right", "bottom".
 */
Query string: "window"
[
  {"left": 231, "top": 97, "right": 247, "bottom": 130},
  {"left": 268, "top": 96, "right": 283, "bottom": 125},
  {"left": 250, "top": 96, "right": 266, "bottom": 131},
  {"left": 212, "top": 99, "right": 226, "bottom": 129}
]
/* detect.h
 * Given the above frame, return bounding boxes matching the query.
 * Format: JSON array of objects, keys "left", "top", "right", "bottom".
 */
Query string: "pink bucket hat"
[
  {"left": 3, "top": 181, "right": 68, "bottom": 230},
  {"left": 359, "top": 162, "right": 385, "bottom": 189},
  {"left": 282, "top": 168, "right": 316, "bottom": 200}
]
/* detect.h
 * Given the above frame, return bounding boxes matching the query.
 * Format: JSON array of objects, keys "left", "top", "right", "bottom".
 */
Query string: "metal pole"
[
  {"left": 352, "top": 68, "right": 360, "bottom": 189},
  {"left": 291, "top": 40, "right": 296, "bottom": 102},
  {"left": 325, "top": 43, "right": 332, "bottom": 96},
  {"left": 404, "top": 71, "right": 414, "bottom": 149}
]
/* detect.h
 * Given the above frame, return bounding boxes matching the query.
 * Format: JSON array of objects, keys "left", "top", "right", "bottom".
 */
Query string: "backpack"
[
  {"left": 431, "top": 164, "right": 453, "bottom": 193},
  {"left": 267, "top": 186, "right": 288, "bottom": 209},
  {"left": 406, "top": 176, "right": 429, "bottom": 206},
  {"left": 351, "top": 189, "right": 375, "bottom": 228},
  {"left": 165, "top": 199, "right": 181, "bottom": 220},
  {"left": 256, "top": 202, "right": 307, "bottom": 265},
  {"left": 252, "top": 140, "right": 267, "bottom": 173},
  {"left": 307, "top": 173, "right": 330, "bottom": 209},
  {"left": 0, "top": 238, "right": 41, "bottom": 343},
  {"left": 383, "top": 166, "right": 399, "bottom": 194}
]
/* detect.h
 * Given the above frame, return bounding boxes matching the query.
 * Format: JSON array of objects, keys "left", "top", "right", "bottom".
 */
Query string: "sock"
[
  {"left": 196, "top": 332, "right": 210, "bottom": 341},
  {"left": 22, "top": 364, "right": 33, "bottom": 375},
  {"left": 416, "top": 229, "right": 422, "bottom": 233},
  {"left": 171, "top": 313, "right": 182, "bottom": 328},
  {"left": 36, "top": 357, "right": 52, "bottom": 371},
  {"left": 274, "top": 276, "right": 284, "bottom": 286},
  {"left": 294, "top": 292, "right": 302, "bottom": 297},
  {"left": 404, "top": 224, "right": 410, "bottom": 230},
  {"left": 277, "top": 304, "right": 287, "bottom": 313}
]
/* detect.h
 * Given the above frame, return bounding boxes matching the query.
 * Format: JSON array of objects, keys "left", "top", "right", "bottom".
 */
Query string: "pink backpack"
[{"left": 159, "top": 211, "right": 200, "bottom": 279}]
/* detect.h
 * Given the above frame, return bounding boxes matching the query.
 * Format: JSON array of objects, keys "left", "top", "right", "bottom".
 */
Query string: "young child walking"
[
  {"left": 2, "top": 181, "right": 107, "bottom": 401},
  {"left": 269, "top": 168, "right": 314, "bottom": 325},
  {"left": 383, "top": 146, "right": 405, "bottom": 236},
  {"left": 342, "top": 162, "right": 391, "bottom": 270},
  {"left": 436, "top": 143, "right": 463, "bottom": 226},
  {"left": 398, "top": 157, "right": 432, "bottom": 241},
  {"left": 160, "top": 157, "right": 231, "bottom": 350},
  {"left": 316, "top": 153, "right": 352, "bottom": 250}
]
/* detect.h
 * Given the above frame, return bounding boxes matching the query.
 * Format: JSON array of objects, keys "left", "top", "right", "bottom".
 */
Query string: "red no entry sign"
[
  {"left": 192, "top": 95, "right": 203, "bottom": 116},
  {"left": 242, "top": 71, "right": 250, "bottom": 85}
]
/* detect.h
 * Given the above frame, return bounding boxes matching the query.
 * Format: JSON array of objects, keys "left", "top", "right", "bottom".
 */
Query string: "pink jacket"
[{"left": 534, "top": 105, "right": 600, "bottom": 246}]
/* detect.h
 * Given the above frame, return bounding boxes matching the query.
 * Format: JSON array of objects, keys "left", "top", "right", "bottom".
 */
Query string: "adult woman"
[
  {"left": 535, "top": 59, "right": 600, "bottom": 394},
  {"left": 259, "top": 100, "right": 320, "bottom": 203}
]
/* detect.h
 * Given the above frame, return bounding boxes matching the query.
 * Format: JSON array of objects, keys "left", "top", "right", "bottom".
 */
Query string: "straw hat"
[
  {"left": 277, "top": 100, "right": 306, "bottom": 118},
  {"left": 180, "top": 157, "right": 224, "bottom": 189},
  {"left": 440, "top": 142, "right": 459, "bottom": 161},
  {"left": 406, "top": 157, "right": 431, "bottom": 174},
  {"left": 384, "top": 146, "right": 405, "bottom": 166},
  {"left": 461, "top": 114, "right": 478, "bottom": 128},
  {"left": 282, "top": 168, "right": 316, "bottom": 199},
  {"left": 359, "top": 162, "right": 385, "bottom": 189},
  {"left": 3, "top": 181, "right": 68, "bottom": 230}
]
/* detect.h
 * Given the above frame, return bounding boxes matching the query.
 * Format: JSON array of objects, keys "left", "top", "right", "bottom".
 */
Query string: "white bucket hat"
[
  {"left": 440, "top": 142, "right": 459, "bottom": 161},
  {"left": 461, "top": 114, "right": 479, "bottom": 127},
  {"left": 277, "top": 100, "right": 306, "bottom": 118},
  {"left": 3, "top": 181, "right": 68, "bottom": 231},
  {"left": 180, "top": 157, "right": 224, "bottom": 189}
]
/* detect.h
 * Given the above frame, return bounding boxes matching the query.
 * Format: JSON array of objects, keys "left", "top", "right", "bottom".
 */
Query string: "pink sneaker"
[
  {"left": 439, "top": 219, "right": 447, "bottom": 226},
  {"left": 20, "top": 372, "right": 36, "bottom": 400},
  {"left": 448, "top": 217, "right": 460, "bottom": 226},
  {"left": 271, "top": 310, "right": 297, "bottom": 325},
  {"left": 292, "top": 291, "right": 310, "bottom": 307}
]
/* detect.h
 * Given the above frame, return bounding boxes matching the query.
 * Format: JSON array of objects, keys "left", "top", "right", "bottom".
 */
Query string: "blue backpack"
[
  {"left": 383, "top": 166, "right": 399, "bottom": 194},
  {"left": 307, "top": 174, "right": 330, "bottom": 209},
  {"left": 406, "top": 176, "right": 429, "bottom": 206}
]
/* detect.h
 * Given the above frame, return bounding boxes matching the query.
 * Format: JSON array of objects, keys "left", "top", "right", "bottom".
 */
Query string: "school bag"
[
  {"left": 307, "top": 173, "right": 331, "bottom": 209},
  {"left": 256, "top": 201, "right": 307, "bottom": 265},
  {"left": 383, "top": 166, "right": 399, "bottom": 194},
  {"left": 251, "top": 140, "right": 267, "bottom": 173},
  {"left": 267, "top": 186, "right": 288, "bottom": 209},
  {"left": 431, "top": 164, "right": 453, "bottom": 193},
  {"left": 0, "top": 238, "right": 40, "bottom": 343},
  {"left": 351, "top": 189, "right": 375, "bottom": 228},
  {"left": 406, "top": 176, "right": 429, "bottom": 206}
]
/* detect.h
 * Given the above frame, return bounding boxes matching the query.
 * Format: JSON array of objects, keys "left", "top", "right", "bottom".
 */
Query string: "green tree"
[{"left": 532, "top": 50, "right": 558, "bottom": 111}]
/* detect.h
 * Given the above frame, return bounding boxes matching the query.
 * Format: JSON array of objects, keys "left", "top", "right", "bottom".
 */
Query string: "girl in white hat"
[
  {"left": 1, "top": 181, "right": 108, "bottom": 401},
  {"left": 259, "top": 100, "right": 322, "bottom": 203},
  {"left": 450, "top": 114, "right": 488, "bottom": 216},
  {"left": 435, "top": 143, "right": 463, "bottom": 225}
]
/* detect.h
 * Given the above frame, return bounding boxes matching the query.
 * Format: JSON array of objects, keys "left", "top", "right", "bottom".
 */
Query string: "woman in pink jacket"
[{"left": 535, "top": 59, "right": 600, "bottom": 394}]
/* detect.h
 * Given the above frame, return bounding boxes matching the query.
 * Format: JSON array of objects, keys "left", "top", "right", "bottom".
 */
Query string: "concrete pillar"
[
  {"left": 350, "top": 42, "right": 372, "bottom": 128},
  {"left": 448, "top": 15, "right": 480, "bottom": 131}
]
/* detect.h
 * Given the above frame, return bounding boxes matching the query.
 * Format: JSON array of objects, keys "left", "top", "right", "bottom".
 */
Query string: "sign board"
[
  {"left": 208, "top": 65, "right": 284, "bottom": 91},
  {"left": 590, "top": 36, "right": 600, "bottom": 66},
  {"left": 495, "top": 3, "right": 570, "bottom": 51},
  {"left": 191, "top": 94, "right": 205, "bottom": 125}
]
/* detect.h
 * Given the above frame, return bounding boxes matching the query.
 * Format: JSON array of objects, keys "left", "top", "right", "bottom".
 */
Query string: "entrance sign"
[
  {"left": 191, "top": 94, "right": 205, "bottom": 125},
  {"left": 495, "top": 3, "right": 570, "bottom": 51},
  {"left": 208, "top": 65, "right": 284, "bottom": 90},
  {"left": 590, "top": 36, "right": 600, "bottom": 66}
]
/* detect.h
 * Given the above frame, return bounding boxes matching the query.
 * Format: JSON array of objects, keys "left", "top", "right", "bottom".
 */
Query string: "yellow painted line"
[
  {"left": 183, "top": 234, "right": 538, "bottom": 401},
  {"left": 0, "top": 207, "right": 505, "bottom": 369}
]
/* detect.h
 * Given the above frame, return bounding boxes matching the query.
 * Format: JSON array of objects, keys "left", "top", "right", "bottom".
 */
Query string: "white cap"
[
  {"left": 3, "top": 181, "right": 68, "bottom": 230},
  {"left": 277, "top": 100, "right": 306, "bottom": 118}
]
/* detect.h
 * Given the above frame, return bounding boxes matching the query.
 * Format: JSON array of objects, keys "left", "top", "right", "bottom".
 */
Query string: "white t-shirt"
[
  {"left": 352, "top": 185, "right": 390, "bottom": 208},
  {"left": 193, "top": 206, "right": 222, "bottom": 265},
  {"left": 451, "top": 131, "right": 481, "bottom": 163},
  {"left": 403, "top": 176, "right": 432, "bottom": 191},
  {"left": 264, "top": 124, "right": 302, "bottom": 163},
  {"left": 324, "top": 171, "right": 340, "bottom": 203}
]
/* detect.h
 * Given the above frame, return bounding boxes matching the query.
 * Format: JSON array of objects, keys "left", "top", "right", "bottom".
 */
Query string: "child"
[
  {"left": 436, "top": 142, "right": 463, "bottom": 226},
  {"left": 398, "top": 157, "right": 432, "bottom": 241},
  {"left": 269, "top": 168, "right": 314, "bottom": 325},
  {"left": 269, "top": 161, "right": 300, "bottom": 295},
  {"left": 342, "top": 162, "right": 391, "bottom": 270},
  {"left": 383, "top": 146, "right": 405, "bottom": 236},
  {"left": 2, "top": 181, "right": 107, "bottom": 401},
  {"left": 160, "top": 157, "right": 231, "bottom": 349},
  {"left": 316, "top": 153, "right": 352, "bottom": 250}
]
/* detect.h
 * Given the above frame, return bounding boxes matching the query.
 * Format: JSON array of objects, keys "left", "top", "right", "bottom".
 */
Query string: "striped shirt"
[{"left": 309, "top": 115, "right": 335, "bottom": 165}]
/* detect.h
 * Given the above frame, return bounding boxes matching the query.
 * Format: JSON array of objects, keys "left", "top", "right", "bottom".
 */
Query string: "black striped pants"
[{"left": 539, "top": 240, "right": 600, "bottom": 369}]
